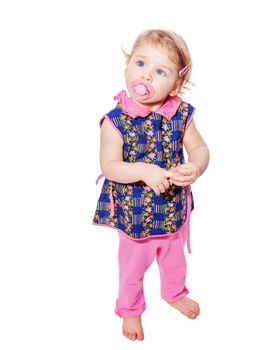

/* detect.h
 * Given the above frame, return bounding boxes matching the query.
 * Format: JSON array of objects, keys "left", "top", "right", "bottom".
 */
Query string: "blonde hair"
[{"left": 122, "top": 29, "right": 194, "bottom": 96}]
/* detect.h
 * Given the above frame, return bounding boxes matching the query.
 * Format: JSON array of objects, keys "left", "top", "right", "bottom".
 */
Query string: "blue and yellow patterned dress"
[{"left": 93, "top": 90, "right": 195, "bottom": 241}]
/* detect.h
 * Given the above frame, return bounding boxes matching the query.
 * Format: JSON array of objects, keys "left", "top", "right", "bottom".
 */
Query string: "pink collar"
[{"left": 114, "top": 90, "right": 182, "bottom": 121}]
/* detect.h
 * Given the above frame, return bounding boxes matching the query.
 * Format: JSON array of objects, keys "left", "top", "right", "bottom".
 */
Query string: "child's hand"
[
  {"left": 171, "top": 162, "right": 200, "bottom": 186},
  {"left": 141, "top": 164, "right": 171, "bottom": 195}
]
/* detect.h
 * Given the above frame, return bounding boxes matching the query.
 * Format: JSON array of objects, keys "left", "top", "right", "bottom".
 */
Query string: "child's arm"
[
  {"left": 171, "top": 120, "right": 210, "bottom": 186},
  {"left": 100, "top": 119, "right": 170, "bottom": 194},
  {"left": 184, "top": 120, "right": 210, "bottom": 176}
]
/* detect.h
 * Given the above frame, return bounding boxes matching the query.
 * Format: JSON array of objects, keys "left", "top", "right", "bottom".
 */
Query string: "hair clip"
[{"left": 179, "top": 63, "right": 190, "bottom": 77}]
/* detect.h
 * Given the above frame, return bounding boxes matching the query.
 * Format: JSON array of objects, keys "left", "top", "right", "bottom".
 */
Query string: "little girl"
[{"left": 93, "top": 29, "right": 210, "bottom": 341}]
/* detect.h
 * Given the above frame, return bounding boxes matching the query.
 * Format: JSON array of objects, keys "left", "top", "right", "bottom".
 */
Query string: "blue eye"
[
  {"left": 136, "top": 60, "right": 144, "bottom": 67},
  {"left": 156, "top": 68, "right": 166, "bottom": 76}
]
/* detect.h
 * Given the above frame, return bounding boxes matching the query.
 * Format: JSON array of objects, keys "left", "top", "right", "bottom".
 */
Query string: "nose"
[{"left": 141, "top": 71, "right": 152, "bottom": 82}]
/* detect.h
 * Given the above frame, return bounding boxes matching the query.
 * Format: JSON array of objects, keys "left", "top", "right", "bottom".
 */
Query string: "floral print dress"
[{"left": 93, "top": 90, "right": 195, "bottom": 240}]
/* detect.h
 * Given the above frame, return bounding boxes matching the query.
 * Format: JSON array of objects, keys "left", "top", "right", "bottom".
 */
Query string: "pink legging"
[{"left": 115, "top": 192, "right": 192, "bottom": 318}]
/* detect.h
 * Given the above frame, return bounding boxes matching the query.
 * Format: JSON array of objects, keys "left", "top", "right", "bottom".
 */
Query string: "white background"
[{"left": 1, "top": 0, "right": 270, "bottom": 349}]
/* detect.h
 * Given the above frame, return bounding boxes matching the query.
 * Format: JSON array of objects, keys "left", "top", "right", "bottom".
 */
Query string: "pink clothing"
[
  {"left": 113, "top": 90, "right": 184, "bottom": 121},
  {"left": 114, "top": 187, "right": 192, "bottom": 318}
]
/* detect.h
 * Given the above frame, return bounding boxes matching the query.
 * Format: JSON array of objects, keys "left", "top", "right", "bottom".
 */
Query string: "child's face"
[{"left": 125, "top": 44, "right": 179, "bottom": 110}]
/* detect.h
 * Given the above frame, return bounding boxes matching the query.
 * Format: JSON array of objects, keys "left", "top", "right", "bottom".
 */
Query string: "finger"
[
  {"left": 176, "top": 167, "right": 193, "bottom": 176},
  {"left": 172, "top": 175, "right": 187, "bottom": 183},
  {"left": 174, "top": 168, "right": 187, "bottom": 176},
  {"left": 157, "top": 183, "right": 166, "bottom": 193},
  {"left": 173, "top": 174, "right": 194, "bottom": 182},
  {"left": 162, "top": 179, "right": 170, "bottom": 189},
  {"left": 154, "top": 187, "right": 161, "bottom": 195}
]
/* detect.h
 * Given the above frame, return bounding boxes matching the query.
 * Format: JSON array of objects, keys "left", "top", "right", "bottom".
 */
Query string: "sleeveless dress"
[{"left": 92, "top": 90, "right": 195, "bottom": 243}]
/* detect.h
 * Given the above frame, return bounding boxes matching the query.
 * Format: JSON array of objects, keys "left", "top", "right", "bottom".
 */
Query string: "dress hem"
[{"left": 92, "top": 207, "right": 193, "bottom": 242}]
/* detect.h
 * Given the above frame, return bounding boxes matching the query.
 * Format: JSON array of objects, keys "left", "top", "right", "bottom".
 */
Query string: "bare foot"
[
  {"left": 169, "top": 296, "right": 200, "bottom": 319},
  {"left": 122, "top": 316, "right": 144, "bottom": 341}
]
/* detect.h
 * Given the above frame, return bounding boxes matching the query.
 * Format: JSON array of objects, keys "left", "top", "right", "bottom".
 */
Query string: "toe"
[
  {"left": 189, "top": 312, "right": 198, "bottom": 320},
  {"left": 131, "top": 333, "right": 136, "bottom": 341},
  {"left": 185, "top": 311, "right": 197, "bottom": 319},
  {"left": 123, "top": 331, "right": 130, "bottom": 339},
  {"left": 127, "top": 332, "right": 134, "bottom": 341},
  {"left": 193, "top": 304, "right": 200, "bottom": 315},
  {"left": 137, "top": 332, "right": 144, "bottom": 341}
]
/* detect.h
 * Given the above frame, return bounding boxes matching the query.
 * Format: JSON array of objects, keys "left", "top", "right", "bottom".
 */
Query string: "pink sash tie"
[{"left": 186, "top": 185, "right": 192, "bottom": 254}]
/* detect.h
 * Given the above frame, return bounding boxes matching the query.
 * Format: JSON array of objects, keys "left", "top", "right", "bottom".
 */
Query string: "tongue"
[{"left": 134, "top": 84, "right": 148, "bottom": 96}]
